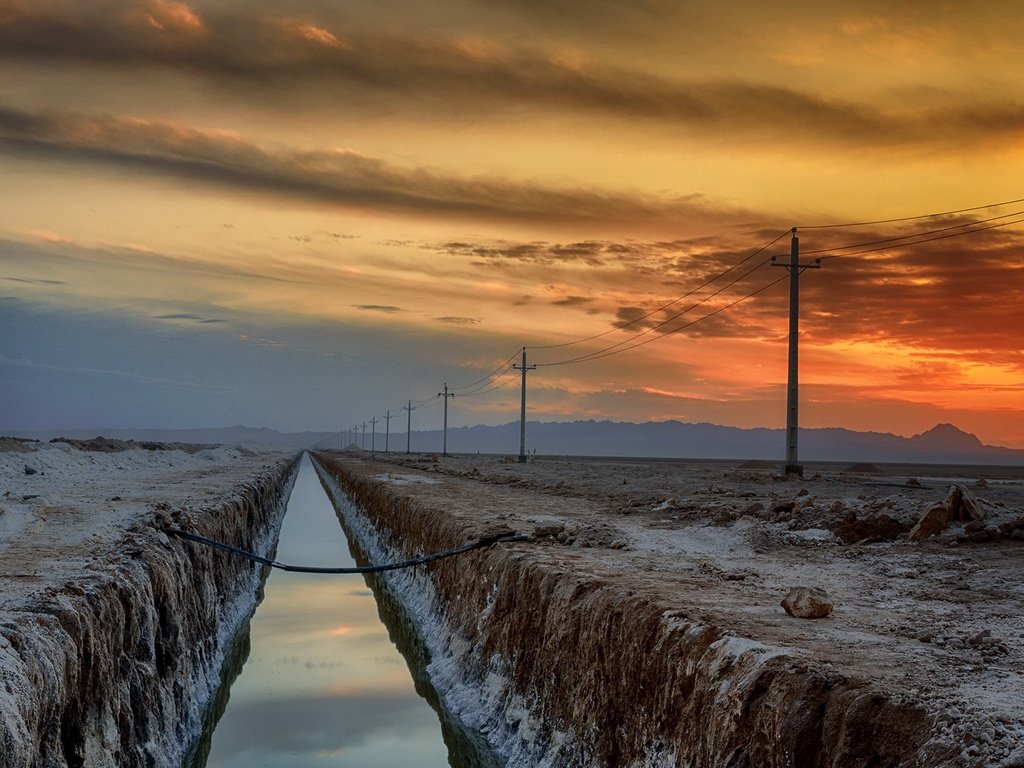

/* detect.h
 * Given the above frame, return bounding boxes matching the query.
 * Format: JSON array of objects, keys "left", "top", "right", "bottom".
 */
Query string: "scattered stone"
[
  {"left": 771, "top": 500, "right": 796, "bottom": 514},
  {"left": 780, "top": 586, "right": 834, "bottom": 618},
  {"left": 998, "top": 516, "right": 1024, "bottom": 535},
  {"left": 1012, "top": 529, "right": 1024, "bottom": 541},
  {"left": 834, "top": 511, "right": 908, "bottom": 544},
  {"left": 906, "top": 477, "right": 922, "bottom": 487},
  {"left": 744, "top": 501, "right": 765, "bottom": 514},
  {"left": 969, "top": 630, "right": 992, "bottom": 647},
  {"left": 964, "top": 520, "right": 987, "bottom": 533},
  {"left": 974, "top": 478, "right": 989, "bottom": 488},
  {"left": 829, "top": 500, "right": 844, "bottom": 515},
  {"left": 796, "top": 488, "right": 809, "bottom": 497},
  {"left": 23, "top": 466, "right": 37, "bottom": 476}
]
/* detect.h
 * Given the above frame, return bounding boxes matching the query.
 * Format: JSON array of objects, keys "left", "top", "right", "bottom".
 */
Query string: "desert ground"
[{"left": 360, "top": 450, "right": 1024, "bottom": 766}]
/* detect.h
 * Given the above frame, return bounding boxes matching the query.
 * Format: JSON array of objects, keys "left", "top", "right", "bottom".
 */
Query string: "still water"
[{"left": 186, "top": 454, "right": 500, "bottom": 768}]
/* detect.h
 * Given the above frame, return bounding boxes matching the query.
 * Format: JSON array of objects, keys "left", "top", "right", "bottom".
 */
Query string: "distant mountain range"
[{"left": 7, "top": 421, "right": 1024, "bottom": 465}]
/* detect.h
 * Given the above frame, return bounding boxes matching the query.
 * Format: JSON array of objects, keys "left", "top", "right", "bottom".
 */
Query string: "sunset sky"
[{"left": 2, "top": 0, "right": 1023, "bottom": 447}]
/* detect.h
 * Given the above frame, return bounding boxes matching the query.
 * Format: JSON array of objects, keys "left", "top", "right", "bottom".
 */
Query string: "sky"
[{"left": 2, "top": 0, "right": 1024, "bottom": 447}]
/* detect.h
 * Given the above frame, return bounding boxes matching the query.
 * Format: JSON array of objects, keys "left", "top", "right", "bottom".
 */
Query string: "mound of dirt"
[
  {"left": 0, "top": 437, "right": 37, "bottom": 453},
  {"left": 832, "top": 511, "right": 909, "bottom": 543},
  {"left": 844, "top": 462, "right": 884, "bottom": 474},
  {"left": 49, "top": 436, "right": 214, "bottom": 454}
]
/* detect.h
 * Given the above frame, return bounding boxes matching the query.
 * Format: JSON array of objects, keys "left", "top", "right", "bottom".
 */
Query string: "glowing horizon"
[{"left": 2, "top": 0, "right": 1023, "bottom": 447}]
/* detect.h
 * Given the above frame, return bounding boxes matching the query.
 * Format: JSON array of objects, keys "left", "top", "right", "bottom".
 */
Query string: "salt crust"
[{"left": 0, "top": 440, "right": 296, "bottom": 766}]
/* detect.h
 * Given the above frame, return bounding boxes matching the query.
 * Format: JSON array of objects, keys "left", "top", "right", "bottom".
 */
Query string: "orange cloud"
[{"left": 143, "top": 0, "right": 204, "bottom": 33}]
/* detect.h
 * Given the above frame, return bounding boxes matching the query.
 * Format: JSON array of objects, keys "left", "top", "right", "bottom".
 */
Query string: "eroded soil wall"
[
  {"left": 0, "top": 454, "right": 300, "bottom": 768},
  {"left": 313, "top": 454, "right": 954, "bottom": 768}
]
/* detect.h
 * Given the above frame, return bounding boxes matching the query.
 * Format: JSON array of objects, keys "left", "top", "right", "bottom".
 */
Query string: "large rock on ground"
[
  {"left": 909, "top": 485, "right": 985, "bottom": 540},
  {"left": 781, "top": 586, "right": 835, "bottom": 618}
]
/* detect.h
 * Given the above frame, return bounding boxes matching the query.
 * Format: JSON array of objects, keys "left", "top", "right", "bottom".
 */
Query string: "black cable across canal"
[{"left": 165, "top": 528, "right": 529, "bottom": 574}]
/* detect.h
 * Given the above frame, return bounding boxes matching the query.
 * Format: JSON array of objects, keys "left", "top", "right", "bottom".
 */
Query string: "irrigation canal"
[{"left": 186, "top": 454, "right": 503, "bottom": 767}]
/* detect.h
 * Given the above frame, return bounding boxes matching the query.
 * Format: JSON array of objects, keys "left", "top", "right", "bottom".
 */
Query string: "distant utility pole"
[
  {"left": 438, "top": 383, "right": 455, "bottom": 456},
  {"left": 403, "top": 400, "right": 415, "bottom": 454},
  {"left": 513, "top": 347, "right": 536, "bottom": 463},
  {"left": 772, "top": 227, "right": 822, "bottom": 477},
  {"left": 384, "top": 410, "right": 393, "bottom": 453},
  {"left": 370, "top": 417, "right": 377, "bottom": 453},
  {"left": 361, "top": 422, "right": 367, "bottom": 451}
]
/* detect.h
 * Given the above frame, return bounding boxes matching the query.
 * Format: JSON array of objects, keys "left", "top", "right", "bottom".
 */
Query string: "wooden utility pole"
[
  {"left": 361, "top": 422, "right": 366, "bottom": 451},
  {"left": 438, "top": 383, "right": 455, "bottom": 456},
  {"left": 370, "top": 417, "right": 377, "bottom": 454},
  {"left": 513, "top": 347, "right": 536, "bottom": 463},
  {"left": 384, "top": 410, "right": 392, "bottom": 453},
  {"left": 772, "top": 228, "right": 821, "bottom": 477},
  {"left": 403, "top": 401, "right": 415, "bottom": 454}
]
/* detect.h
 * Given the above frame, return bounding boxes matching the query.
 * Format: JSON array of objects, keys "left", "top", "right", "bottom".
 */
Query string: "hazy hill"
[{"left": 8, "top": 421, "right": 1022, "bottom": 465}]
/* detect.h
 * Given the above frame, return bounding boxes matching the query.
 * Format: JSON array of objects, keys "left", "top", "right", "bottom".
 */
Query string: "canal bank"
[
  {"left": 190, "top": 453, "right": 502, "bottom": 767},
  {"left": 310, "top": 451, "right": 1007, "bottom": 767},
  {"left": 0, "top": 442, "right": 299, "bottom": 768}
]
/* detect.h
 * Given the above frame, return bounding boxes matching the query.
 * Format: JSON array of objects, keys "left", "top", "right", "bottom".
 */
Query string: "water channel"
[{"left": 186, "top": 454, "right": 503, "bottom": 767}]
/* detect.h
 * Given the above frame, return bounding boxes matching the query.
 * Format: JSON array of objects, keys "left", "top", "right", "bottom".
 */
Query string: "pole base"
[
  {"left": 783, "top": 463, "right": 804, "bottom": 478},
  {"left": 517, "top": 454, "right": 527, "bottom": 463}
]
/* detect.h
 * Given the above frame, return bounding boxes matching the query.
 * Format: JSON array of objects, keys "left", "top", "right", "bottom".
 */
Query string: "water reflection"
[
  {"left": 188, "top": 454, "right": 497, "bottom": 768},
  {"left": 327, "top": 489, "right": 503, "bottom": 768}
]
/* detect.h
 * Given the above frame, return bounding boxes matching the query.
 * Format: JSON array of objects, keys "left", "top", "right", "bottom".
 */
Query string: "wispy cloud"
[
  {"left": 1, "top": 2, "right": 1020, "bottom": 149},
  {"left": 434, "top": 316, "right": 480, "bottom": 325},
  {"left": 354, "top": 304, "right": 402, "bottom": 313},
  {"left": 2, "top": 276, "right": 66, "bottom": 285},
  {"left": 0, "top": 105, "right": 754, "bottom": 230},
  {"left": 154, "top": 312, "right": 225, "bottom": 323}
]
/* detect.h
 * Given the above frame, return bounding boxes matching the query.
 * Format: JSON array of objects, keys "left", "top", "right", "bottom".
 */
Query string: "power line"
[
  {"left": 799, "top": 195, "right": 1024, "bottom": 230},
  {"left": 816, "top": 215, "right": 1024, "bottom": 260},
  {"left": 529, "top": 229, "right": 791, "bottom": 351},
  {"left": 536, "top": 257, "right": 775, "bottom": 367},
  {"left": 537, "top": 272, "right": 788, "bottom": 367},
  {"left": 804, "top": 209, "right": 1024, "bottom": 257},
  {"left": 448, "top": 350, "right": 522, "bottom": 393}
]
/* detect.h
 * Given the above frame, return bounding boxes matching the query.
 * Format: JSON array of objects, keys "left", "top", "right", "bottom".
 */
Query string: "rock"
[
  {"left": 945, "top": 484, "right": 984, "bottom": 522},
  {"left": 909, "top": 503, "right": 953, "bottom": 540},
  {"left": 780, "top": 586, "right": 834, "bottom": 618},
  {"left": 906, "top": 477, "right": 922, "bottom": 487},
  {"left": 964, "top": 520, "right": 987, "bottom": 533},
  {"left": 1012, "top": 529, "right": 1024, "bottom": 541},
  {"left": 834, "top": 512, "right": 909, "bottom": 544},
  {"left": 998, "top": 516, "right": 1024, "bottom": 535},
  {"left": 771, "top": 500, "right": 796, "bottom": 514},
  {"left": 998, "top": 745, "right": 1024, "bottom": 768},
  {"left": 829, "top": 500, "right": 844, "bottom": 515},
  {"left": 23, "top": 465, "right": 37, "bottom": 475}
]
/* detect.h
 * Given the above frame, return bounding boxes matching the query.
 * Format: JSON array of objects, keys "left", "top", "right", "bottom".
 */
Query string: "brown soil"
[{"left": 320, "top": 451, "right": 1024, "bottom": 767}]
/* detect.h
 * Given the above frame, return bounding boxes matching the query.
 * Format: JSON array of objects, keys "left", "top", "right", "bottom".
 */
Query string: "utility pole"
[
  {"left": 772, "top": 227, "right": 821, "bottom": 477},
  {"left": 370, "top": 417, "right": 377, "bottom": 453},
  {"left": 384, "top": 410, "right": 393, "bottom": 453},
  {"left": 361, "top": 422, "right": 366, "bottom": 451},
  {"left": 438, "top": 383, "right": 455, "bottom": 457},
  {"left": 513, "top": 347, "right": 536, "bottom": 463},
  {"left": 403, "top": 400, "right": 415, "bottom": 454}
]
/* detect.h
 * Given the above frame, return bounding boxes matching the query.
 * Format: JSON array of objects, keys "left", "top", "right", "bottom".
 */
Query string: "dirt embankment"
[
  {"left": 313, "top": 452, "right": 1024, "bottom": 768},
  {"left": 0, "top": 444, "right": 300, "bottom": 768}
]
